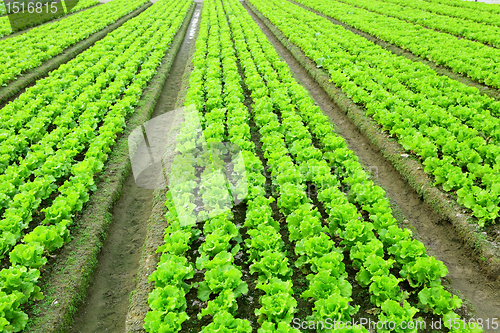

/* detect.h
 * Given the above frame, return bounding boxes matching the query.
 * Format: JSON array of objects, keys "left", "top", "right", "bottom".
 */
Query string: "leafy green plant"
[
  {"left": 245, "top": 225, "right": 284, "bottom": 262},
  {"left": 356, "top": 255, "right": 395, "bottom": 287},
  {"left": 400, "top": 256, "right": 448, "bottom": 288},
  {"left": 307, "top": 292, "right": 359, "bottom": 324},
  {"left": 286, "top": 204, "right": 324, "bottom": 241},
  {"left": 144, "top": 310, "right": 189, "bottom": 333},
  {"left": 196, "top": 253, "right": 248, "bottom": 302},
  {"left": 9, "top": 244, "right": 46, "bottom": 269},
  {"left": 339, "top": 219, "right": 375, "bottom": 249},
  {"left": 388, "top": 239, "right": 426, "bottom": 266},
  {"left": 350, "top": 239, "right": 384, "bottom": 269},
  {"left": 309, "top": 251, "right": 345, "bottom": 277},
  {"left": 250, "top": 250, "right": 291, "bottom": 282},
  {"left": 0, "top": 267, "right": 43, "bottom": 304},
  {"left": 295, "top": 233, "right": 334, "bottom": 269},
  {"left": 277, "top": 183, "right": 310, "bottom": 214},
  {"left": 149, "top": 254, "right": 194, "bottom": 291},
  {"left": 418, "top": 282, "right": 461, "bottom": 315},
  {"left": 302, "top": 271, "right": 352, "bottom": 300},
  {"left": 200, "top": 311, "right": 252, "bottom": 332},
  {"left": 255, "top": 278, "right": 297, "bottom": 324},
  {"left": 369, "top": 275, "right": 404, "bottom": 307},
  {"left": 377, "top": 300, "right": 419, "bottom": 333},
  {"left": 148, "top": 285, "right": 188, "bottom": 314},
  {"left": 198, "top": 290, "right": 238, "bottom": 319}
]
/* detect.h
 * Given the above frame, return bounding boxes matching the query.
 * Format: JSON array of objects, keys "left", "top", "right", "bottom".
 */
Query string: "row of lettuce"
[
  {"left": 255, "top": 0, "right": 500, "bottom": 228},
  {"left": 144, "top": 0, "right": 478, "bottom": 331},
  {"left": 0, "top": 0, "right": 192, "bottom": 331},
  {"left": 333, "top": 0, "right": 500, "bottom": 48},
  {"left": 378, "top": 0, "right": 500, "bottom": 29},
  {"left": 425, "top": 0, "right": 500, "bottom": 14},
  {"left": 381, "top": 0, "right": 500, "bottom": 28},
  {"left": 292, "top": 0, "right": 500, "bottom": 89},
  {"left": 0, "top": 0, "right": 148, "bottom": 86},
  {"left": 0, "top": 0, "right": 100, "bottom": 38}
]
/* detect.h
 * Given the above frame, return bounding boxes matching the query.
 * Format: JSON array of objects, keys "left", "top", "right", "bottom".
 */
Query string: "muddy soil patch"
[
  {"left": 66, "top": 4, "right": 198, "bottom": 333},
  {"left": 244, "top": 1, "right": 500, "bottom": 330},
  {"left": 124, "top": 4, "right": 202, "bottom": 331},
  {"left": 69, "top": 177, "right": 153, "bottom": 333}
]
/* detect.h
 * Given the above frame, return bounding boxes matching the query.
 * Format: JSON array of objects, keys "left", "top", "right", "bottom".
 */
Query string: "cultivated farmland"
[{"left": 0, "top": 0, "right": 499, "bottom": 332}]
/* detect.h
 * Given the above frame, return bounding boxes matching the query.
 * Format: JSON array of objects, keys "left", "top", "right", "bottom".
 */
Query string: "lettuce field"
[{"left": 0, "top": 0, "right": 499, "bottom": 332}]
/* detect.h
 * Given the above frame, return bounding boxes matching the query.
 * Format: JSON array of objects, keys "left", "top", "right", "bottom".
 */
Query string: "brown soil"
[
  {"left": 123, "top": 4, "right": 202, "bottom": 332},
  {"left": 244, "top": 1, "right": 500, "bottom": 331},
  {"left": 68, "top": 176, "right": 154, "bottom": 333}
]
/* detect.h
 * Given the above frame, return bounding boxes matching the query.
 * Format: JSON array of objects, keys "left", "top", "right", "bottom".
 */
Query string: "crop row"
[
  {"left": 143, "top": 0, "right": 319, "bottom": 329},
  {"left": 0, "top": 0, "right": 99, "bottom": 37},
  {"left": 0, "top": 1, "right": 159, "bottom": 199},
  {"left": 0, "top": 0, "right": 190, "bottom": 257},
  {"left": 382, "top": 0, "right": 500, "bottom": 28},
  {"left": 145, "top": 0, "right": 478, "bottom": 331},
  {"left": 294, "top": 0, "right": 500, "bottom": 89},
  {"left": 0, "top": 0, "right": 148, "bottom": 86},
  {"left": 424, "top": 0, "right": 500, "bottom": 15},
  {"left": 241, "top": 0, "right": 477, "bottom": 329},
  {"left": 145, "top": 0, "right": 274, "bottom": 329},
  {"left": 221, "top": 0, "right": 302, "bottom": 329},
  {"left": 335, "top": 0, "right": 500, "bottom": 48},
  {"left": 258, "top": 0, "right": 500, "bottom": 227},
  {"left": 227, "top": 1, "right": 362, "bottom": 328},
  {"left": 191, "top": 4, "right": 253, "bottom": 330},
  {"left": 0, "top": 0, "right": 192, "bottom": 330},
  {"left": 381, "top": 0, "right": 500, "bottom": 27},
  {"left": 145, "top": 1, "right": 243, "bottom": 330}
]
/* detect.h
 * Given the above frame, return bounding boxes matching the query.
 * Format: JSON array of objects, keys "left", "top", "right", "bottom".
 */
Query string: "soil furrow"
[{"left": 123, "top": 3, "right": 202, "bottom": 331}]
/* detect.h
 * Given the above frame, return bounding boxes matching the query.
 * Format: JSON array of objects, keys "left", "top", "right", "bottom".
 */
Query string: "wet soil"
[
  {"left": 69, "top": 177, "right": 153, "bottom": 333},
  {"left": 69, "top": 5, "right": 200, "bottom": 333},
  {"left": 149, "top": 7, "right": 200, "bottom": 115},
  {"left": 124, "top": 5, "right": 201, "bottom": 332},
  {"left": 243, "top": 1, "right": 500, "bottom": 331}
]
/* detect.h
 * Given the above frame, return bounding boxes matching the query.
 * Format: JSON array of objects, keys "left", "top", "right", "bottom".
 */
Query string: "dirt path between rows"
[
  {"left": 69, "top": 176, "right": 154, "bottom": 333},
  {"left": 244, "top": 2, "right": 500, "bottom": 331},
  {"left": 68, "top": 5, "right": 200, "bottom": 333}
]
